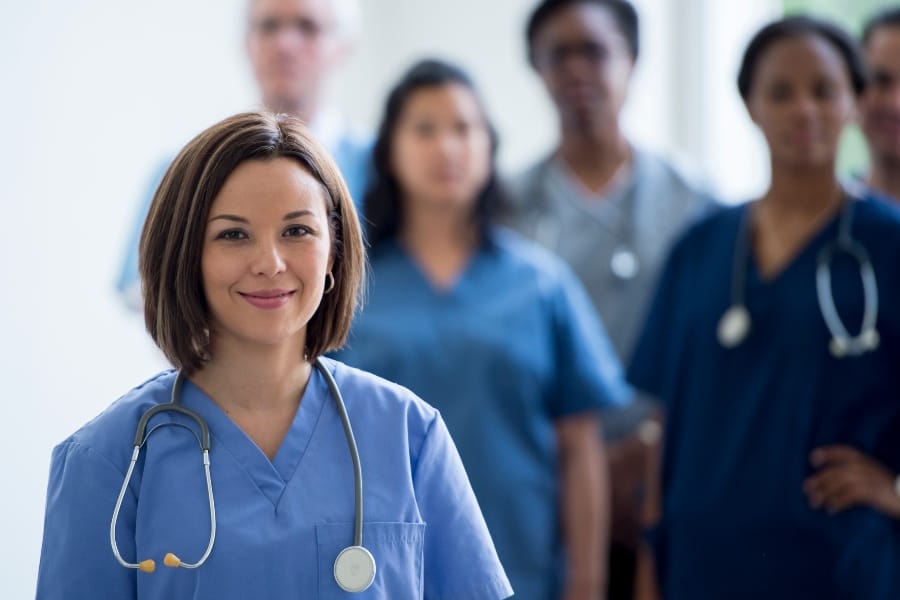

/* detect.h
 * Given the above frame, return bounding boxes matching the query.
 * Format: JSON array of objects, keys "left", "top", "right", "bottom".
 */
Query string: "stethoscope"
[
  {"left": 717, "top": 195, "right": 880, "bottom": 357},
  {"left": 109, "top": 357, "right": 377, "bottom": 593},
  {"left": 534, "top": 157, "right": 641, "bottom": 281}
]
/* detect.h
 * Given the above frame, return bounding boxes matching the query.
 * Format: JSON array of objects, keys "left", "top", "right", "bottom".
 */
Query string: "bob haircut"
[
  {"left": 737, "top": 15, "right": 867, "bottom": 100},
  {"left": 140, "top": 111, "right": 365, "bottom": 373},
  {"left": 363, "top": 58, "right": 507, "bottom": 250}
]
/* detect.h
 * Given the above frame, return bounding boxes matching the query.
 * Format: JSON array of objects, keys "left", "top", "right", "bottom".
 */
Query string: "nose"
[{"left": 251, "top": 238, "right": 286, "bottom": 278}]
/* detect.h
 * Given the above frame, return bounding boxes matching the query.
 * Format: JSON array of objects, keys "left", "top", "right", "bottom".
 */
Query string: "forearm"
[{"left": 557, "top": 413, "right": 609, "bottom": 598}]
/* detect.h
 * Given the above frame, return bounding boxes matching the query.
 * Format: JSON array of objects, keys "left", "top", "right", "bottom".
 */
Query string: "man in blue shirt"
[
  {"left": 116, "top": 0, "right": 371, "bottom": 310},
  {"left": 859, "top": 8, "right": 900, "bottom": 202}
]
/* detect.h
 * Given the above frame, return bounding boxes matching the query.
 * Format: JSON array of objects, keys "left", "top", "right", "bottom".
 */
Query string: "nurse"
[
  {"left": 334, "top": 59, "right": 631, "bottom": 599},
  {"left": 628, "top": 16, "right": 900, "bottom": 600},
  {"left": 36, "top": 112, "right": 513, "bottom": 599}
]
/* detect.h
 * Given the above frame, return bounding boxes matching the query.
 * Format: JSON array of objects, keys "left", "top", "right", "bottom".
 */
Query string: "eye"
[
  {"left": 256, "top": 18, "right": 281, "bottom": 36},
  {"left": 413, "top": 121, "right": 436, "bottom": 137},
  {"left": 294, "top": 17, "right": 323, "bottom": 38},
  {"left": 768, "top": 82, "right": 792, "bottom": 102},
  {"left": 873, "top": 71, "right": 893, "bottom": 90},
  {"left": 813, "top": 81, "right": 837, "bottom": 100},
  {"left": 284, "top": 225, "right": 312, "bottom": 238},
  {"left": 215, "top": 229, "right": 248, "bottom": 241}
]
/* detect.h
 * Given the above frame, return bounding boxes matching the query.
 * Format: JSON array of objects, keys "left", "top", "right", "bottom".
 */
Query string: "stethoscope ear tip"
[
  {"left": 138, "top": 559, "right": 156, "bottom": 573},
  {"left": 163, "top": 553, "right": 182, "bottom": 568}
]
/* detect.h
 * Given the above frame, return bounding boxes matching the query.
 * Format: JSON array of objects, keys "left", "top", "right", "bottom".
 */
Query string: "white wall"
[{"left": 1, "top": 1, "right": 777, "bottom": 595}]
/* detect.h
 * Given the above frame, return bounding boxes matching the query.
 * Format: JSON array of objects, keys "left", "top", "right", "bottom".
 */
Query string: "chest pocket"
[{"left": 316, "top": 522, "right": 425, "bottom": 598}]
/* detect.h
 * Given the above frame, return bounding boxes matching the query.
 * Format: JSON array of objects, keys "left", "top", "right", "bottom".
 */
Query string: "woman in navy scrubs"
[{"left": 629, "top": 16, "right": 900, "bottom": 600}]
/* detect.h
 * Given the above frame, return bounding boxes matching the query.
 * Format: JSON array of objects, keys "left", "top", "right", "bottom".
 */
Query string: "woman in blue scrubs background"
[
  {"left": 36, "top": 112, "right": 512, "bottom": 599},
  {"left": 334, "top": 59, "right": 632, "bottom": 599},
  {"left": 629, "top": 16, "right": 900, "bottom": 600}
]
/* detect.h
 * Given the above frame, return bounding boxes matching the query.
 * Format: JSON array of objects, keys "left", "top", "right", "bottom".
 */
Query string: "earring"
[{"left": 324, "top": 272, "right": 335, "bottom": 294}]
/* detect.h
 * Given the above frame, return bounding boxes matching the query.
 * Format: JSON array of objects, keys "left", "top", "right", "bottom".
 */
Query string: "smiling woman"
[{"left": 35, "top": 111, "right": 513, "bottom": 600}]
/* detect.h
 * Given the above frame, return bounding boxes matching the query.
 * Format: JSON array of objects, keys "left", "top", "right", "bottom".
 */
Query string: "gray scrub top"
[{"left": 503, "top": 148, "right": 715, "bottom": 438}]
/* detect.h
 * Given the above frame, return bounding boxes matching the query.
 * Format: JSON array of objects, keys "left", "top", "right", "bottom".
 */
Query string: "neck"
[
  {"left": 191, "top": 337, "right": 312, "bottom": 412},
  {"left": 868, "top": 156, "right": 900, "bottom": 201},
  {"left": 557, "top": 119, "right": 630, "bottom": 194},
  {"left": 400, "top": 201, "right": 478, "bottom": 258},
  {"left": 764, "top": 165, "right": 843, "bottom": 214}
]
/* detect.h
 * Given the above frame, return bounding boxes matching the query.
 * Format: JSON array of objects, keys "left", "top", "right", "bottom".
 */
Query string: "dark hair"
[
  {"left": 140, "top": 111, "right": 365, "bottom": 373},
  {"left": 737, "top": 15, "right": 867, "bottom": 100},
  {"left": 526, "top": 0, "right": 639, "bottom": 66},
  {"left": 862, "top": 7, "right": 900, "bottom": 47},
  {"left": 363, "top": 58, "right": 505, "bottom": 250}
]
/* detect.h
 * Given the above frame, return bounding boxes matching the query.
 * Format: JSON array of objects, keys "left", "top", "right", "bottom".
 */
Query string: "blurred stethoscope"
[
  {"left": 109, "top": 357, "right": 377, "bottom": 593},
  {"left": 534, "top": 159, "right": 641, "bottom": 281},
  {"left": 717, "top": 194, "right": 880, "bottom": 357}
]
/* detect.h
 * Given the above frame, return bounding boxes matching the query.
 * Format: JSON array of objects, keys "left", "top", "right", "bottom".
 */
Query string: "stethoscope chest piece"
[
  {"left": 334, "top": 545, "right": 376, "bottom": 592},
  {"left": 611, "top": 246, "right": 640, "bottom": 280},
  {"left": 717, "top": 304, "right": 751, "bottom": 348}
]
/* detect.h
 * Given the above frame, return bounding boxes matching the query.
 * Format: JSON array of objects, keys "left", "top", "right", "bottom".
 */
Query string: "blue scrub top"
[
  {"left": 37, "top": 359, "right": 512, "bottom": 599},
  {"left": 628, "top": 197, "right": 900, "bottom": 599},
  {"left": 334, "top": 227, "right": 631, "bottom": 599},
  {"left": 116, "top": 133, "right": 371, "bottom": 308}
]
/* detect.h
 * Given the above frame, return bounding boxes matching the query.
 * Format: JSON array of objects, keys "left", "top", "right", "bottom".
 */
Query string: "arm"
[
  {"left": 556, "top": 411, "right": 609, "bottom": 600},
  {"left": 633, "top": 416, "right": 664, "bottom": 600},
  {"left": 36, "top": 443, "right": 136, "bottom": 599},
  {"left": 804, "top": 445, "right": 900, "bottom": 518},
  {"left": 414, "top": 414, "right": 514, "bottom": 600}
]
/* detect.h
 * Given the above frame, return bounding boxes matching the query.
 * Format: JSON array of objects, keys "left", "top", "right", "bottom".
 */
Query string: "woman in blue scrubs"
[
  {"left": 36, "top": 112, "right": 512, "bottom": 599},
  {"left": 628, "top": 16, "right": 900, "bottom": 600},
  {"left": 333, "top": 59, "right": 631, "bottom": 599}
]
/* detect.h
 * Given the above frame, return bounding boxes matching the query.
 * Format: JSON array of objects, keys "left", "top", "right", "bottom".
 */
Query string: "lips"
[{"left": 239, "top": 289, "right": 295, "bottom": 309}]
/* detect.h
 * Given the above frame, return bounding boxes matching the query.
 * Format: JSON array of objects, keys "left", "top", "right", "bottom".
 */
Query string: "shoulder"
[
  {"left": 56, "top": 370, "right": 176, "bottom": 468},
  {"left": 488, "top": 226, "right": 581, "bottom": 289},
  {"left": 322, "top": 357, "right": 439, "bottom": 429},
  {"left": 664, "top": 202, "right": 744, "bottom": 265},
  {"left": 334, "top": 129, "right": 373, "bottom": 158},
  {"left": 854, "top": 192, "right": 900, "bottom": 231},
  {"left": 504, "top": 156, "right": 553, "bottom": 210},
  {"left": 632, "top": 148, "right": 717, "bottom": 207}
]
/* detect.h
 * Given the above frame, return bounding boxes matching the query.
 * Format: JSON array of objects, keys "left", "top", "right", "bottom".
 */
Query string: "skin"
[
  {"left": 391, "top": 83, "right": 492, "bottom": 289},
  {"left": 191, "top": 157, "right": 334, "bottom": 460},
  {"left": 860, "top": 25, "right": 900, "bottom": 200},
  {"left": 804, "top": 446, "right": 900, "bottom": 518},
  {"left": 245, "top": 0, "right": 352, "bottom": 119},
  {"left": 744, "top": 34, "right": 855, "bottom": 280},
  {"left": 391, "top": 83, "right": 610, "bottom": 600},
  {"left": 530, "top": 2, "right": 634, "bottom": 194}
]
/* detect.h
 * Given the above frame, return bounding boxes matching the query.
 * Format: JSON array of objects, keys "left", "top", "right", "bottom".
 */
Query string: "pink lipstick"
[{"left": 239, "top": 289, "right": 295, "bottom": 309}]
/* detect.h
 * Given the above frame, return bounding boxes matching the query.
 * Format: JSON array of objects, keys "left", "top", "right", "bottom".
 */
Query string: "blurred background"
[{"left": 0, "top": 0, "right": 893, "bottom": 595}]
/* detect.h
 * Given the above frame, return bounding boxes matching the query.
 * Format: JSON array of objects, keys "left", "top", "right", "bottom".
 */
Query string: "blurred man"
[
  {"left": 502, "top": 1, "right": 713, "bottom": 597},
  {"left": 117, "top": 0, "right": 369, "bottom": 309},
  {"left": 860, "top": 8, "right": 900, "bottom": 201}
]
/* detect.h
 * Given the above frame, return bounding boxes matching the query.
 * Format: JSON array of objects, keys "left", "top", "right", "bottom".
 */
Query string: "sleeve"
[
  {"left": 549, "top": 263, "right": 633, "bottom": 417},
  {"left": 626, "top": 235, "right": 689, "bottom": 401},
  {"left": 115, "top": 160, "right": 169, "bottom": 311},
  {"left": 413, "top": 414, "right": 513, "bottom": 600},
  {"left": 36, "top": 442, "right": 136, "bottom": 600}
]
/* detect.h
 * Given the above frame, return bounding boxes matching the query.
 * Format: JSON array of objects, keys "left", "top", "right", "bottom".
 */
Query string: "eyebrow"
[{"left": 208, "top": 210, "right": 315, "bottom": 224}]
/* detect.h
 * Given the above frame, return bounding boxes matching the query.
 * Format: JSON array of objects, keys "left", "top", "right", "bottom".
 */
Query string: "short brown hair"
[{"left": 140, "top": 111, "right": 365, "bottom": 373}]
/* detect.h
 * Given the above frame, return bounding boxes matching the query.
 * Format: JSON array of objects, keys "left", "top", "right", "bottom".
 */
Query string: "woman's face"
[
  {"left": 745, "top": 34, "right": 856, "bottom": 171},
  {"left": 201, "top": 157, "right": 333, "bottom": 352},
  {"left": 390, "top": 83, "right": 492, "bottom": 211}
]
